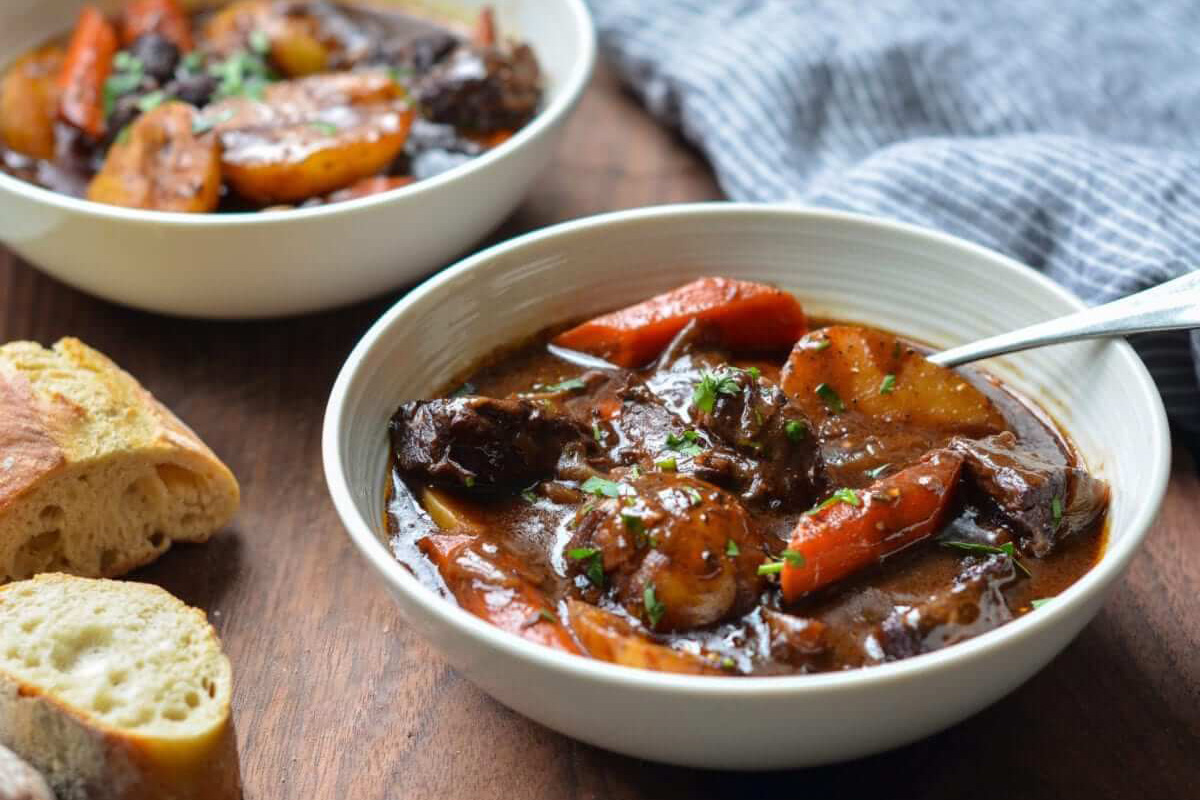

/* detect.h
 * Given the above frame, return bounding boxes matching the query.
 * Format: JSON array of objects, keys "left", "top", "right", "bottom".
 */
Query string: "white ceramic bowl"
[
  {"left": 0, "top": 0, "right": 594, "bottom": 318},
  {"left": 323, "top": 204, "right": 1171, "bottom": 770}
]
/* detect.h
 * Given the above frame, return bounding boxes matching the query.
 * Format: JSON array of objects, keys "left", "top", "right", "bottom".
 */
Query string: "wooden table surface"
[{"left": 2, "top": 63, "right": 1198, "bottom": 800}]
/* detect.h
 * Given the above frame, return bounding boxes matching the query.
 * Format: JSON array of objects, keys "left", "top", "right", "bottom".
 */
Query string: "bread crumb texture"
[
  {"left": 0, "top": 339, "right": 239, "bottom": 583},
  {"left": 0, "top": 575, "right": 231, "bottom": 738}
]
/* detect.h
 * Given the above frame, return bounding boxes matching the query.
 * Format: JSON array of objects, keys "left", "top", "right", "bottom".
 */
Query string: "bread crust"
[
  {"left": 0, "top": 339, "right": 240, "bottom": 582},
  {"left": 0, "top": 575, "right": 242, "bottom": 800}
]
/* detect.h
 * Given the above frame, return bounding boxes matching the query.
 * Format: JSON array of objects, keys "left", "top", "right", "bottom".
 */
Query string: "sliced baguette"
[
  {"left": 0, "top": 743, "right": 55, "bottom": 800},
  {"left": 0, "top": 338, "right": 239, "bottom": 583},
  {"left": 0, "top": 574, "right": 240, "bottom": 800}
]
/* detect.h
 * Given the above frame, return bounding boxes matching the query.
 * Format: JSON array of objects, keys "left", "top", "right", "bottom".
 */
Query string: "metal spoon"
[{"left": 929, "top": 270, "right": 1200, "bottom": 368}]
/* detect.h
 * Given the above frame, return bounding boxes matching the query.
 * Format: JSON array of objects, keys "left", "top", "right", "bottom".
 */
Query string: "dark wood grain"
[{"left": 2, "top": 62, "right": 1197, "bottom": 799}]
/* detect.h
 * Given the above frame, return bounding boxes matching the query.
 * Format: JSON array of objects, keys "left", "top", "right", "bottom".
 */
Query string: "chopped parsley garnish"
[
  {"left": 621, "top": 512, "right": 646, "bottom": 535},
  {"left": 683, "top": 486, "right": 702, "bottom": 506},
  {"left": 879, "top": 374, "right": 897, "bottom": 395},
  {"left": 785, "top": 419, "right": 807, "bottom": 442},
  {"left": 180, "top": 51, "right": 204, "bottom": 73},
  {"left": 567, "top": 547, "right": 605, "bottom": 588},
  {"left": 537, "top": 608, "right": 559, "bottom": 624},
  {"left": 746, "top": 366, "right": 761, "bottom": 379},
  {"left": 655, "top": 456, "right": 677, "bottom": 471},
  {"left": 463, "top": 476, "right": 475, "bottom": 488},
  {"left": 537, "top": 377, "right": 587, "bottom": 393},
  {"left": 102, "top": 51, "right": 144, "bottom": 117},
  {"left": 725, "top": 539, "right": 740, "bottom": 557},
  {"left": 804, "top": 488, "right": 861, "bottom": 516},
  {"left": 814, "top": 382, "right": 845, "bottom": 413},
  {"left": 665, "top": 430, "right": 704, "bottom": 457},
  {"left": 692, "top": 370, "right": 741, "bottom": 413},
  {"left": 592, "top": 421, "right": 605, "bottom": 443},
  {"left": 136, "top": 90, "right": 167, "bottom": 113},
  {"left": 1030, "top": 598, "right": 1052, "bottom": 609},
  {"left": 520, "top": 485, "right": 538, "bottom": 504},
  {"left": 720, "top": 656, "right": 736, "bottom": 670},
  {"left": 580, "top": 476, "right": 621, "bottom": 497},
  {"left": 209, "top": 50, "right": 274, "bottom": 101},
  {"left": 941, "top": 540, "right": 1032, "bottom": 578},
  {"left": 114, "top": 125, "right": 132, "bottom": 145},
  {"left": 811, "top": 337, "right": 831, "bottom": 351},
  {"left": 758, "top": 549, "right": 806, "bottom": 575},
  {"left": 1051, "top": 496, "right": 1063, "bottom": 527},
  {"left": 248, "top": 29, "right": 271, "bottom": 55},
  {"left": 389, "top": 65, "right": 414, "bottom": 84},
  {"left": 643, "top": 584, "right": 666, "bottom": 627},
  {"left": 866, "top": 463, "right": 891, "bottom": 479},
  {"left": 308, "top": 120, "right": 339, "bottom": 136}
]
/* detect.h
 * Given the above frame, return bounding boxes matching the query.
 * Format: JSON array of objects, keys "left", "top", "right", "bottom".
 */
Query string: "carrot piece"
[
  {"left": 472, "top": 6, "right": 497, "bottom": 47},
  {"left": 419, "top": 533, "right": 581, "bottom": 655},
  {"left": 552, "top": 277, "right": 808, "bottom": 367},
  {"left": 57, "top": 6, "right": 118, "bottom": 139},
  {"left": 121, "top": 0, "right": 194, "bottom": 51},
  {"left": 780, "top": 451, "right": 964, "bottom": 601}
]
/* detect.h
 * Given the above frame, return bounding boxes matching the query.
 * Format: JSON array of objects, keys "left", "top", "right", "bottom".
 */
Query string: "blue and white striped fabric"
[{"left": 588, "top": 0, "right": 1200, "bottom": 432}]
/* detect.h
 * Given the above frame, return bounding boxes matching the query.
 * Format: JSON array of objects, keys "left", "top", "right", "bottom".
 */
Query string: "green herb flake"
[
  {"left": 725, "top": 539, "right": 740, "bottom": 557},
  {"left": 812, "top": 337, "right": 831, "bottom": 351},
  {"left": 866, "top": 463, "right": 891, "bottom": 479},
  {"left": 1051, "top": 496, "right": 1063, "bottom": 527},
  {"left": 720, "top": 656, "right": 736, "bottom": 670},
  {"left": 621, "top": 512, "right": 646, "bottom": 535},
  {"left": 102, "top": 52, "right": 145, "bottom": 117},
  {"left": 879, "top": 374, "right": 897, "bottom": 395},
  {"left": 114, "top": 125, "right": 132, "bottom": 145},
  {"left": 941, "top": 540, "right": 1032, "bottom": 577},
  {"left": 181, "top": 51, "right": 204, "bottom": 73},
  {"left": 540, "top": 377, "right": 587, "bottom": 394},
  {"left": 692, "top": 370, "right": 741, "bottom": 414},
  {"left": 592, "top": 421, "right": 605, "bottom": 443},
  {"left": 804, "top": 488, "right": 861, "bottom": 516},
  {"left": 308, "top": 120, "right": 339, "bottom": 136},
  {"left": 785, "top": 419, "right": 807, "bottom": 442},
  {"left": 567, "top": 547, "right": 599, "bottom": 560},
  {"left": 191, "top": 107, "right": 233, "bottom": 135},
  {"left": 463, "top": 475, "right": 475, "bottom": 488},
  {"left": 248, "top": 29, "right": 271, "bottom": 55},
  {"left": 757, "top": 561, "right": 784, "bottom": 576},
  {"left": 814, "top": 382, "right": 845, "bottom": 413},
  {"left": 449, "top": 381, "right": 477, "bottom": 398},
  {"left": 665, "top": 429, "right": 704, "bottom": 457},
  {"left": 580, "top": 476, "right": 622, "bottom": 498},
  {"left": 655, "top": 456, "right": 677, "bottom": 472},
  {"left": 746, "top": 366, "right": 761, "bottom": 379},
  {"left": 135, "top": 90, "right": 167, "bottom": 113},
  {"left": 757, "top": 549, "right": 806, "bottom": 576},
  {"left": 520, "top": 486, "right": 538, "bottom": 504},
  {"left": 1030, "top": 598, "right": 1052, "bottom": 609},
  {"left": 568, "top": 547, "right": 604, "bottom": 588},
  {"left": 684, "top": 486, "right": 703, "bottom": 506},
  {"left": 537, "top": 608, "right": 559, "bottom": 625},
  {"left": 643, "top": 583, "right": 666, "bottom": 627}
]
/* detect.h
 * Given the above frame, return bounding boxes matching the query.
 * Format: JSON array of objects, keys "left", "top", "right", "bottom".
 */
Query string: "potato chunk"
[
  {"left": 202, "top": 0, "right": 371, "bottom": 76},
  {"left": 566, "top": 600, "right": 721, "bottom": 675},
  {"left": 0, "top": 46, "right": 63, "bottom": 159},
  {"left": 86, "top": 102, "right": 221, "bottom": 212},
  {"left": 781, "top": 325, "right": 1006, "bottom": 433},
  {"left": 208, "top": 71, "right": 413, "bottom": 204}
]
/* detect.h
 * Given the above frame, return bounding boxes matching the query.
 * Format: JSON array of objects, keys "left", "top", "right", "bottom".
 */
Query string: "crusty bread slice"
[
  {"left": 0, "top": 574, "right": 240, "bottom": 800},
  {"left": 0, "top": 338, "right": 239, "bottom": 583},
  {"left": 0, "top": 743, "right": 54, "bottom": 800}
]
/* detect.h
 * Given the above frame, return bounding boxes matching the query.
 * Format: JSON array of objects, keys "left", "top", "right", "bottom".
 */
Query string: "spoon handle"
[{"left": 928, "top": 270, "right": 1200, "bottom": 368}]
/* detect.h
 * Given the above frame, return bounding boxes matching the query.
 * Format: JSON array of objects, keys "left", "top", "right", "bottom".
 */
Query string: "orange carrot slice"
[
  {"left": 122, "top": 0, "right": 194, "bottom": 51},
  {"left": 419, "top": 533, "right": 581, "bottom": 654},
  {"left": 552, "top": 277, "right": 807, "bottom": 367},
  {"left": 780, "top": 451, "right": 964, "bottom": 600},
  {"left": 57, "top": 6, "right": 118, "bottom": 139}
]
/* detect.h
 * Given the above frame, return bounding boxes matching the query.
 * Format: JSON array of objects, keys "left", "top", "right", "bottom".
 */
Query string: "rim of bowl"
[
  {"left": 323, "top": 202, "right": 1172, "bottom": 697},
  {"left": 0, "top": 0, "right": 596, "bottom": 227}
]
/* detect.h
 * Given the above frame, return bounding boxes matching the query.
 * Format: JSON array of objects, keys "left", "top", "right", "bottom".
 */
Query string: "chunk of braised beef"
[
  {"left": 128, "top": 33, "right": 180, "bottom": 85},
  {"left": 949, "top": 432, "right": 1109, "bottom": 557},
  {"left": 872, "top": 554, "right": 1016, "bottom": 660},
  {"left": 761, "top": 609, "right": 829, "bottom": 668},
  {"left": 389, "top": 397, "right": 594, "bottom": 489},
  {"left": 408, "top": 32, "right": 459, "bottom": 72},
  {"left": 690, "top": 366, "right": 821, "bottom": 510},
  {"left": 565, "top": 472, "right": 766, "bottom": 632},
  {"left": 168, "top": 72, "right": 218, "bottom": 108},
  {"left": 417, "top": 44, "right": 540, "bottom": 132}
]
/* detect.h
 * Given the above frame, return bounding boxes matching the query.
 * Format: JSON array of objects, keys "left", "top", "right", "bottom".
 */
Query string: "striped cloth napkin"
[{"left": 588, "top": 0, "right": 1200, "bottom": 432}]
